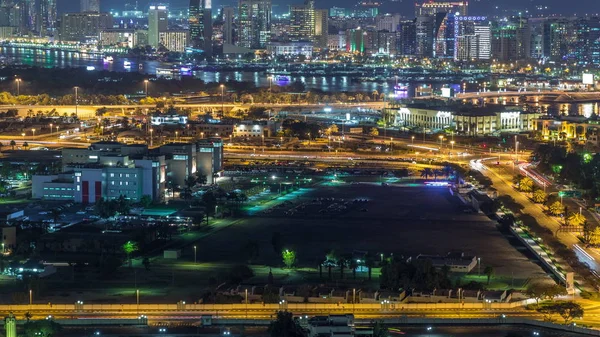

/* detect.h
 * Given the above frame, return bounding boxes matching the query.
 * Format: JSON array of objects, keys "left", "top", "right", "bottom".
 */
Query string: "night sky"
[{"left": 57, "top": 0, "right": 599, "bottom": 16}]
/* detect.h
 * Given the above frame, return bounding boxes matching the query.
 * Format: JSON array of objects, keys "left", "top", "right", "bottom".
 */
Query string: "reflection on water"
[{"left": 0, "top": 46, "right": 454, "bottom": 95}]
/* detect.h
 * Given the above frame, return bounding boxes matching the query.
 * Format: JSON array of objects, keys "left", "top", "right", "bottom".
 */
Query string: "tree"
[
  {"left": 23, "top": 320, "right": 63, "bottom": 337},
  {"left": 371, "top": 320, "right": 388, "bottom": 337},
  {"left": 548, "top": 201, "right": 564, "bottom": 216},
  {"left": 9, "top": 140, "right": 15, "bottom": 150},
  {"left": 50, "top": 208, "right": 62, "bottom": 223},
  {"left": 567, "top": 212, "right": 586, "bottom": 227},
  {"left": 268, "top": 311, "right": 303, "bottom": 337},
  {"left": 139, "top": 195, "right": 152, "bottom": 208},
  {"left": 282, "top": 249, "right": 296, "bottom": 268},
  {"left": 142, "top": 257, "right": 151, "bottom": 271},
  {"left": 591, "top": 226, "right": 600, "bottom": 246},
  {"left": 420, "top": 168, "right": 433, "bottom": 179},
  {"left": 526, "top": 282, "right": 567, "bottom": 306},
  {"left": 483, "top": 265, "right": 494, "bottom": 284},
  {"left": 123, "top": 241, "right": 139, "bottom": 267},
  {"left": 22, "top": 141, "right": 29, "bottom": 150},
  {"left": 201, "top": 191, "right": 218, "bottom": 225},
  {"left": 551, "top": 301, "right": 584, "bottom": 324},
  {"left": 519, "top": 177, "right": 534, "bottom": 193},
  {"left": 532, "top": 189, "right": 547, "bottom": 204}
]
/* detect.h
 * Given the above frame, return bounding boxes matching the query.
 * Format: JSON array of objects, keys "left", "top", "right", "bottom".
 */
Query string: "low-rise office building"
[
  {"left": 384, "top": 102, "right": 540, "bottom": 135},
  {"left": 32, "top": 140, "right": 221, "bottom": 203}
]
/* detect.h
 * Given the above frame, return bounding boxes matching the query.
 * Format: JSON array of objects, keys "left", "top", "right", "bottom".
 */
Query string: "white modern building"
[
  {"left": 266, "top": 41, "right": 313, "bottom": 58},
  {"left": 384, "top": 103, "right": 540, "bottom": 135},
  {"left": 151, "top": 113, "right": 188, "bottom": 125}
]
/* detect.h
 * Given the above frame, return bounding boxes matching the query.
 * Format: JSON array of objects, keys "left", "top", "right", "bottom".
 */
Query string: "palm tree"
[
  {"left": 365, "top": 253, "right": 374, "bottom": 281},
  {"left": 442, "top": 165, "right": 453, "bottom": 177},
  {"left": 420, "top": 168, "right": 433, "bottom": 179},
  {"left": 9, "top": 140, "right": 15, "bottom": 150},
  {"left": 484, "top": 265, "right": 494, "bottom": 284},
  {"left": 50, "top": 208, "right": 62, "bottom": 223},
  {"left": 22, "top": 142, "right": 29, "bottom": 150},
  {"left": 348, "top": 258, "right": 358, "bottom": 279}
]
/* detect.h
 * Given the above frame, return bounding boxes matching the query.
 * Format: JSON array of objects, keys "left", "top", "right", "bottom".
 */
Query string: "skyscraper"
[
  {"left": 415, "top": 1, "right": 467, "bottom": 17},
  {"left": 416, "top": 15, "right": 434, "bottom": 57},
  {"left": 18, "top": 0, "right": 35, "bottom": 35},
  {"left": 189, "top": 0, "right": 212, "bottom": 54},
  {"left": 35, "top": 0, "right": 56, "bottom": 35},
  {"left": 148, "top": 4, "right": 168, "bottom": 48},
  {"left": 238, "top": 0, "right": 271, "bottom": 49},
  {"left": 80, "top": 0, "right": 100, "bottom": 12},
  {"left": 290, "top": 0, "right": 314, "bottom": 42},
  {"left": 222, "top": 6, "right": 234, "bottom": 45},
  {"left": 313, "top": 9, "right": 328, "bottom": 48},
  {"left": 454, "top": 16, "right": 490, "bottom": 61}
]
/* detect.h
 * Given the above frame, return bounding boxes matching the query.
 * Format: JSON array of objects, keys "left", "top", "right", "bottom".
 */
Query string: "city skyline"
[{"left": 55, "top": 0, "right": 600, "bottom": 16}]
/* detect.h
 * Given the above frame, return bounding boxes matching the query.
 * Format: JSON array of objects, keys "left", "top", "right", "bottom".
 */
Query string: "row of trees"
[{"left": 533, "top": 144, "right": 600, "bottom": 200}]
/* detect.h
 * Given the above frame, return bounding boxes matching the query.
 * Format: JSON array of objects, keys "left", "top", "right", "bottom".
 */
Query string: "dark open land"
[{"left": 195, "top": 183, "right": 549, "bottom": 281}]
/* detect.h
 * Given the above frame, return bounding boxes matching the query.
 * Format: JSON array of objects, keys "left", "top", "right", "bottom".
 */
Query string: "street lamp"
[
  {"left": 220, "top": 84, "right": 225, "bottom": 115},
  {"left": 175, "top": 131, "right": 179, "bottom": 142},
  {"left": 514, "top": 135, "right": 518, "bottom": 164},
  {"left": 411, "top": 135, "right": 415, "bottom": 144},
  {"left": 150, "top": 129, "right": 154, "bottom": 147},
  {"left": 390, "top": 137, "right": 393, "bottom": 152},
  {"left": 450, "top": 140, "right": 455, "bottom": 151},
  {"left": 49, "top": 123, "right": 53, "bottom": 135},
  {"left": 194, "top": 245, "right": 197, "bottom": 263},
  {"left": 74, "top": 86, "right": 79, "bottom": 118},
  {"left": 439, "top": 135, "right": 444, "bottom": 148},
  {"left": 31, "top": 128, "right": 35, "bottom": 140},
  {"left": 200, "top": 132, "right": 204, "bottom": 139},
  {"left": 144, "top": 80, "right": 149, "bottom": 96},
  {"left": 15, "top": 78, "right": 21, "bottom": 96},
  {"left": 268, "top": 76, "right": 273, "bottom": 91},
  {"left": 21, "top": 133, "right": 25, "bottom": 141}
]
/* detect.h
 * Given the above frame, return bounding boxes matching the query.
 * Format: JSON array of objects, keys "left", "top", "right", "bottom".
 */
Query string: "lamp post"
[
  {"left": 220, "top": 84, "right": 225, "bottom": 115},
  {"left": 411, "top": 135, "right": 415, "bottom": 144},
  {"left": 150, "top": 129, "right": 154, "bottom": 147},
  {"left": 268, "top": 76, "right": 273, "bottom": 91},
  {"left": 74, "top": 86, "right": 79, "bottom": 118},
  {"left": 144, "top": 80, "right": 149, "bottom": 96},
  {"left": 21, "top": 133, "right": 25, "bottom": 141},
  {"left": 15, "top": 78, "right": 21, "bottom": 96},
  {"left": 194, "top": 245, "right": 197, "bottom": 264},
  {"left": 439, "top": 135, "right": 443, "bottom": 148},
  {"left": 390, "top": 137, "right": 393, "bottom": 152},
  {"left": 49, "top": 123, "right": 53, "bottom": 135},
  {"left": 29, "top": 289, "right": 32, "bottom": 305},
  {"left": 450, "top": 140, "right": 455, "bottom": 151},
  {"left": 31, "top": 128, "right": 35, "bottom": 140},
  {"left": 200, "top": 132, "right": 204, "bottom": 139},
  {"left": 514, "top": 135, "right": 518, "bottom": 164},
  {"left": 175, "top": 131, "right": 179, "bottom": 142}
]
